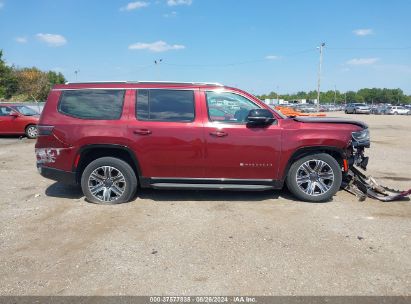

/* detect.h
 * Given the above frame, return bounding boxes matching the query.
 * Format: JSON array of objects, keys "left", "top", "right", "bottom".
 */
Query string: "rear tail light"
[{"left": 38, "top": 125, "right": 54, "bottom": 136}]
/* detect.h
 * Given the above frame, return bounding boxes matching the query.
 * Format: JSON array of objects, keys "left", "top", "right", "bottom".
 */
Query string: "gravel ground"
[{"left": 0, "top": 113, "right": 410, "bottom": 295}]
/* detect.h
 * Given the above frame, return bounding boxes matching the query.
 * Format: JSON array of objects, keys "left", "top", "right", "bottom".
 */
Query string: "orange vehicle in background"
[{"left": 275, "top": 106, "right": 326, "bottom": 117}]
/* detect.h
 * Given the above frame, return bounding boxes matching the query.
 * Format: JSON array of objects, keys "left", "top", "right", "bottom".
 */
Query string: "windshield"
[{"left": 12, "top": 106, "right": 39, "bottom": 116}]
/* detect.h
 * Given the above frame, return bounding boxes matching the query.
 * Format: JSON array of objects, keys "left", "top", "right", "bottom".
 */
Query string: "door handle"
[
  {"left": 133, "top": 129, "right": 152, "bottom": 135},
  {"left": 210, "top": 131, "right": 228, "bottom": 137}
]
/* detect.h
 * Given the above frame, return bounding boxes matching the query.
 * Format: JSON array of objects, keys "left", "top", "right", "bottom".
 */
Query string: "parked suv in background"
[
  {"left": 387, "top": 106, "right": 410, "bottom": 115},
  {"left": 0, "top": 103, "right": 39, "bottom": 138},
  {"left": 345, "top": 103, "right": 371, "bottom": 114},
  {"left": 36, "top": 81, "right": 370, "bottom": 204}
]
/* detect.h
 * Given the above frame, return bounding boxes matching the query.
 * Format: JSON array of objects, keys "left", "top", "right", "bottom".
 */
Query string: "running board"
[{"left": 150, "top": 183, "right": 274, "bottom": 191}]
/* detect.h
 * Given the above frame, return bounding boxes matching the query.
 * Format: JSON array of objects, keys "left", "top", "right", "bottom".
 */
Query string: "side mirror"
[
  {"left": 246, "top": 109, "right": 276, "bottom": 127},
  {"left": 9, "top": 111, "right": 19, "bottom": 117}
]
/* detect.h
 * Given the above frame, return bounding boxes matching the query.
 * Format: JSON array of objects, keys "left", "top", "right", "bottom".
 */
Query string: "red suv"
[
  {"left": 35, "top": 81, "right": 370, "bottom": 204},
  {"left": 0, "top": 103, "right": 39, "bottom": 138}
]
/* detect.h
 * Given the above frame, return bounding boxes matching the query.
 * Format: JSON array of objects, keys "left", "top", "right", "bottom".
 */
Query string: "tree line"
[
  {"left": 0, "top": 50, "right": 66, "bottom": 102},
  {"left": 258, "top": 88, "right": 411, "bottom": 104}
]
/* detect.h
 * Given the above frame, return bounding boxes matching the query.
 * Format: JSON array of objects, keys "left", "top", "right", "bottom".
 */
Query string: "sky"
[{"left": 0, "top": 0, "right": 411, "bottom": 95}]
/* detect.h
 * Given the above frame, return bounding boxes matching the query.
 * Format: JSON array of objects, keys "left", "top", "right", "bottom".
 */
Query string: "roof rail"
[{"left": 65, "top": 80, "right": 224, "bottom": 86}]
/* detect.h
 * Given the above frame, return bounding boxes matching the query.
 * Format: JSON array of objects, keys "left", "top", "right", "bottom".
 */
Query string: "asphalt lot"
[{"left": 0, "top": 113, "right": 410, "bottom": 295}]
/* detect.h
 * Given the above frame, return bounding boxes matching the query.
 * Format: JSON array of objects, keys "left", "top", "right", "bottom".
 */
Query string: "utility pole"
[
  {"left": 333, "top": 85, "right": 337, "bottom": 105},
  {"left": 316, "top": 42, "right": 325, "bottom": 112},
  {"left": 344, "top": 92, "right": 347, "bottom": 104}
]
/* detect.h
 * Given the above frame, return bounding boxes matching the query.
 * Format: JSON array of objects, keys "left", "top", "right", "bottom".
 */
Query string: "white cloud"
[
  {"left": 353, "top": 28, "right": 373, "bottom": 36},
  {"left": 265, "top": 55, "right": 280, "bottom": 60},
  {"left": 120, "top": 1, "right": 149, "bottom": 11},
  {"left": 129, "top": 40, "right": 185, "bottom": 52},
  {"left": 167, "top": 0, "right": 192, "bottom": 6},
  {"left": 164, "top": 11, "right": 177, "bottom": 17},
  {"left": 15, "top": 37, "right": 28, "bottom": 44},
  {"left": 346, "top": 58, "right": 380, "bottom": 65},
  {"left": 36, "top": 33, "right": 67, "bottom": 47}
]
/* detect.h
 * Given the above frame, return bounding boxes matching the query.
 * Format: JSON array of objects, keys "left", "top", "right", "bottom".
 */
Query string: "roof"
[{"left": 64, "top": 80, "right": 224, "bottom": 86}]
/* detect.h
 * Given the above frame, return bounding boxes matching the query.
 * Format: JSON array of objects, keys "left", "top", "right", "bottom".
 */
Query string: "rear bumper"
[{"left": 37, "top": 165, "right": 77, "bottom": 184}]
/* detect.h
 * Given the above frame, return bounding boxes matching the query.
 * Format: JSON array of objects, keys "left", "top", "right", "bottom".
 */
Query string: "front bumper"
[
  {"left": 37, "top": 164, "right": 77, "bottom": 184},
  {"left": 355, "top": 109, "right": 371, "bottom": 114}
]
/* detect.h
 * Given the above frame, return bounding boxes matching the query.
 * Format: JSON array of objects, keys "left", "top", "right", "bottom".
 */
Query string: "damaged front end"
[
  {"left": 343, "top": 127, "right": 411, "bottom": 201},
  {"left": 350, "top": 128, "right": 370, "bottom": 170}
]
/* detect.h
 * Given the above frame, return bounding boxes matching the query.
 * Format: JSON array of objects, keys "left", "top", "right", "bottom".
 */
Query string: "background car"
[
  {"left": 370, "top": 104, "right": 389, "bottom": 115},
  {"left": 0, "top": 103, "right": 39, "bottom": 138},
  {"left": 387, "top": 106, "right": 410, "bottom": 115},
  {"left": 345, "top": 103, "right": 371, "bottom": 114}
]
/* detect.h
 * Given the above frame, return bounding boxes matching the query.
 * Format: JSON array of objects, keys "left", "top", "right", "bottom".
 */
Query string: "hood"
[{"left": 293, "top": 116, "right": 368, "bottom": 129}]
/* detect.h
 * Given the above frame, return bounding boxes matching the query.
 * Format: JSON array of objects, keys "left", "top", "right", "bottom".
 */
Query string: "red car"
[
  {"left": 35, "top": 81, "right": 370, "bottom": 204},
  {"left": 0, "top": 103, "right": 39, "bottom": 138}
]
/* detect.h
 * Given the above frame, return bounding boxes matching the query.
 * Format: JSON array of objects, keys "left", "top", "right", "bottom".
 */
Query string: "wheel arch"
[
  {"left": 74, "top": 144, "right": 142, "bottom": 184},
  {"left": 281, "top": 146, "right": 346, "bottom": 181}
]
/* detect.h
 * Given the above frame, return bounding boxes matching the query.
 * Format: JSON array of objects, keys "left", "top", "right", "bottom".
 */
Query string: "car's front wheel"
[
  {"left": 286, "top": 153, "right": 342, "bottom": 202},
  {"left": 81, "top": 157, "right": 137, "bottom": 204}
]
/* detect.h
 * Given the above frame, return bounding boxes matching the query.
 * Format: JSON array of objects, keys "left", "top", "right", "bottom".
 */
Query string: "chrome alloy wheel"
[
  {"left": 295, "top": 159, "right": 335, "bottom": 196},
  {"left": 26, "top": 126, "right": 38, "bottom": 138},
  {"left": 87, "top": 166, "right": 126, "bottom": 202}
]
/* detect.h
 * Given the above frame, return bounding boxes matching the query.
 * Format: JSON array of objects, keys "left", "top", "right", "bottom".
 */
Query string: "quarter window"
[
  {"left": 58, "top": 90, "right": 125, "bottom": 120},
  {"left": 136, "top": 89, "right": 195, "bottom": 122},
  {"left": 206, "top": 91, "right": 260, "bottom": 123}
]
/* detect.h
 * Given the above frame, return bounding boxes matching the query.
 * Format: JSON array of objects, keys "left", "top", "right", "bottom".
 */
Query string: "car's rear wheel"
[
  {"left": 286, "top": 153, "right": 342, "bottom": 202},
  {"left": 25, "top": 124, "right": 38, "bottom": 139},
  {"left": 81, "top": 157, "right": 137, "bottom": 204}
]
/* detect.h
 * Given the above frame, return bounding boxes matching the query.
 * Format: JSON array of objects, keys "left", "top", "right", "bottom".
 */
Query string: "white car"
[{"left": 387, "top": 106, "right": 410, "bottom": 115}]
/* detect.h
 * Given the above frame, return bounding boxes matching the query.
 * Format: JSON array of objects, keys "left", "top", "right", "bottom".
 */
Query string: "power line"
[
  {"left": 162, "top": 48, "right": 317, "bottom": 69},
  {"left": 327, "top": 46, "right": 411, "bottom": 50}
]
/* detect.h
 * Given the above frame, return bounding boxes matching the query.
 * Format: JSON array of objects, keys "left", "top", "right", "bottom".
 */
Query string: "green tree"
[{"left": 0, "top": 50, "right": 18, "bottom": 99}]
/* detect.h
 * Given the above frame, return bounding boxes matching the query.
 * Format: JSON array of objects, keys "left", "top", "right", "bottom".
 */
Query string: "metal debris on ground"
[{"left": 343, "top": 166, "right": 411, "bottom": 202}]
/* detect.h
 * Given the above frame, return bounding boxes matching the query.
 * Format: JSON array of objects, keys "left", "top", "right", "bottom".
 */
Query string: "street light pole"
[
  {"left": 276, "top": 85, "right": 279, "bottom": 104},
  {"left": 334, "top": 85, "right": 337, "bottom": 105},
  {"left": 316, "top": 42, "right": 325, "bottom": 112},
  {"left": 74, "top": 70, "right": 79, "bottom": 81},
  {"left": 154, "top": 59, "right": 163, "bottom": 80}
]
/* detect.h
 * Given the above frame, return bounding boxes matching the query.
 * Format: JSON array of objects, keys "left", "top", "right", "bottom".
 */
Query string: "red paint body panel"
[{"left": 35, "top": 82, "right": 363, "bottom": 183}]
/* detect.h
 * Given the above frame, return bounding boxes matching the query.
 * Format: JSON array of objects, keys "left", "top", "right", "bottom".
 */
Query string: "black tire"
[
  {"left": 81, "top": 157, "right": 137, "bottom": 204},
  {"left": 344, "top": 110, "right": 348, "bottom": 114},
  {"left": 353, "top": 109, "right": 357, "bottom": 114},
  {"left": 286, "top": 153, "right": 342, "bottom": 202},
  {"left": 25, "top": 124, "right": 38, "bottom": 139}
]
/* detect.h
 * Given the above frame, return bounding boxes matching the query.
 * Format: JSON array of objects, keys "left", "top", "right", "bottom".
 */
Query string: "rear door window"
[
  {"left": 136, "top": 89, "right": 195, "bottom": 122},
  {"left": 58, "top": 89, "right": 125, "bottom": 120}
]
